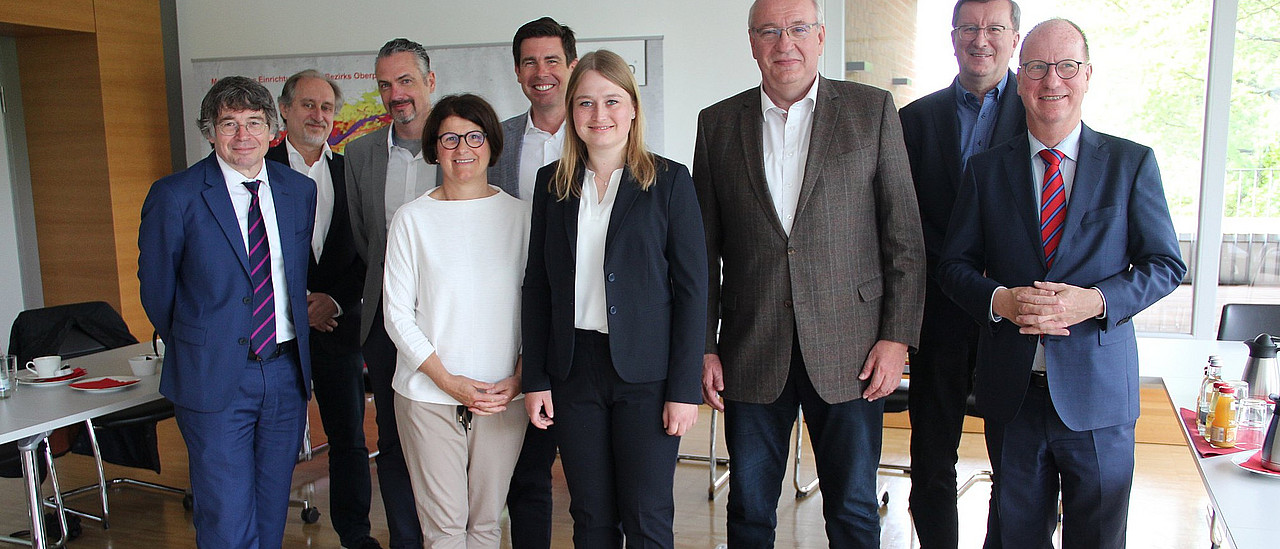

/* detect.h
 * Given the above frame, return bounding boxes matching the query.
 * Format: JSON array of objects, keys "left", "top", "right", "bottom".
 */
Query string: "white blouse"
[
  {"left": 573, "top": 168, "right": 623, "bottom": 333},
  {"left": 382, "top": 186, "right": 531, "bottom": 405}
]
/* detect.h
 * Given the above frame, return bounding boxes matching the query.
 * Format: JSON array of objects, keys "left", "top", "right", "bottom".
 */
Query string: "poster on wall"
[{"left": 188, "top": 39, "right": 659, "bottom": 159}]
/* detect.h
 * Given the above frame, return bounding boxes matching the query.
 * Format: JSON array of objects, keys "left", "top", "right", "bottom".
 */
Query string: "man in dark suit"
[
  {"left": 344, "top": 38, "right": 439, "bottom": 549},
  {"left": 898, "top": 1, "right": 1024, "bottom": 545},
  {"left": 139, "top": 76, "right": 316, "bottom": 549},
  {"left": 938, "top": 19, "right": 1186, "bottom": 548},
  {"left": 489, "top": 17, "right": 576, "bottom": 549},
  {"left": 266, "top": 70, "right": 378, "bottom": 549},
  {"left": 693, "top": 0, "right": 924, "bottom": 546}
]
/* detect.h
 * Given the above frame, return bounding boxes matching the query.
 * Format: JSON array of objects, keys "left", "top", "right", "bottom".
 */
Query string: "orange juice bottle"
[{"left": 1209, "top": 385, "right": 1239, "bottom": 448}]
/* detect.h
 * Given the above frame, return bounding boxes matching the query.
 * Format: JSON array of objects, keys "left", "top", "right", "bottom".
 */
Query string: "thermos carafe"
[
  {"left": 1261, "top": 393, "right": 1280, "bottom": 471},
  {"left": 1241, "top": 334, "right": 1280, "bottom": 400}
]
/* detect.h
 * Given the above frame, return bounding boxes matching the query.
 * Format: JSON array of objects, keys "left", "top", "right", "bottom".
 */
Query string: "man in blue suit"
[
  {"left": 139, "top": 76, "right": 316, "bottom": 549},
  {"left": 938, "top": 19, "right": 1186, "bottom": 548}
]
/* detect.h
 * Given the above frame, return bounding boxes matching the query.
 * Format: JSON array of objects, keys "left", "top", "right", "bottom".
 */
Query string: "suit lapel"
[
  {"left": 201, "top": 155, "right": 252, "bottom": 276},
  {"left": 266, "top": 162, "right": 299, "bottom": 277},
  {"left": 371, "top": 127, "right": 390, "bottom": 238},
  {"left": 739, "top": 89, "right": 788, "bottom": 240},
  {"left": 935, "top": 97, "right": 964, "bottom": 190},
  {"left": 1000, "top": 137, "right": 1045, "bottom": 270},
  {"left": 1054, "top": 125, "right": 1108, "bottom": 271},
  {"left": 605, "top": 168, "right": 642, "bottom": 258},
  {"left": 794, "top": 78, "right": 834, "bottom": 224}
]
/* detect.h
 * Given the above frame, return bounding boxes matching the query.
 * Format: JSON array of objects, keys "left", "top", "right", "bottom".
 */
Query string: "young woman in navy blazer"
[{"left": 521, "top": 50, "right": 708, "bottom": 549}]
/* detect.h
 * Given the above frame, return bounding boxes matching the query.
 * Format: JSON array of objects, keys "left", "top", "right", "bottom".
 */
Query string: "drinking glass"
[
  {"left": 1237, "top": 398, "right": 1271, "bottom": 449},
  {"left": 0, "top": 355, "right": 17, "bottom": 398}
]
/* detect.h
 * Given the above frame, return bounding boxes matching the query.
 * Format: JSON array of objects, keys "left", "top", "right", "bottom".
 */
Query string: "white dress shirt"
[
  {"left": 519, "top": 115, "right": 565, "bottom": 201},
  {"left": 215, "top": 155, "right": 295, "bottom": 343},
  {"left": 574, "top": 168, "right": 623, "bottom": 333},
  {"left": 384, "top": 129, "right": 437, "bottom": 232},
  {"left": 284, "top": 138, "right": 335, "bottom": 260},
  {"left": 760, "top": 77, "right": 820, "bottom": 235}
]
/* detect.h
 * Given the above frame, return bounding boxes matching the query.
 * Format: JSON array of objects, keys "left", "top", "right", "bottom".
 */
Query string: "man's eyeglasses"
[
  {"left": 215, "top": 119, "right": 269, "bottom": 137},
  {"left": 1020, "top": 59, "right": 1086, "bottom": 81},
  {"left": 750, "top": 22, "right": 820, "bottom": 42},
  {"left": 952, "top": 24, "right": 1008, "bottom": 40},
  {"left": 438, "top": 131, "right": 486, "bottom": 150}
]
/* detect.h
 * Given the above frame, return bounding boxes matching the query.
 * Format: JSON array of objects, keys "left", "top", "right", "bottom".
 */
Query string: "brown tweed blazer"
[{"left": 692, "top": 77, "right": 925, "bottom": 405}]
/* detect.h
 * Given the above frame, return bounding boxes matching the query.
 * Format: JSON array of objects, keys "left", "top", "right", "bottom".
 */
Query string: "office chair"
[{"left": 1216, "top": 303, "right": 1280, "bottom": 341}]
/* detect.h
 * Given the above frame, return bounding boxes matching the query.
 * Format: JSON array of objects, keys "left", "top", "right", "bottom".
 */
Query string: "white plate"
[
  {"left": 1231, "top": 451, "right": 1280, "bottom": 479},
  {"left": 16, "top": 366, "right": 86, "bottom": 386},
  {"left": 68, "top": 375, "right": 141, "bottom": 393}
]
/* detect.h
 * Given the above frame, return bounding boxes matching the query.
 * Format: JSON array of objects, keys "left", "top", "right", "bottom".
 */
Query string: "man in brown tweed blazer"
[{"left": 692, "top": 0, "right": 924, "bottom": 546}]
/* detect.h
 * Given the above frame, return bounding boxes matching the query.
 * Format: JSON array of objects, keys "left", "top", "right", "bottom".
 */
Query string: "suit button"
[
  {"left": 243, "top": 296, "right": 251, "bottom": 304},
  {"left": 607, "top": 273, "right": 615, "bottom": 282},
  {"left": 238, "top": 337, "right": 248, "bottom": 345},
  {"left": 609, "top": 306, "right": 617, "bottom": 314},
  {"left": 784, "top": 300, "right": 793, "bottom": 309},
  {"left": 787, "top": 247, "right": 796, "bottom": 255}
]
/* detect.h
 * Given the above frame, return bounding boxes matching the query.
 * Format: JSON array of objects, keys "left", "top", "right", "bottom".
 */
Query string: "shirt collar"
[
  {"left": 523, "top": 111, "right": 566, "bottom": 138},
  {"left": 1028, "top": 122, "right": 1083, "bottom": 163},
  {"left": 284, "top": 136, "right": 332, "bottom": 166},
  {"left": 386, "top": 125, "right": 423, "bottom": 157},
  {"left": 215, "top": 153, "right": 269, "bottom": 189},
  {"left": 954, "top": 70, "right": 1010, "bottom": 107},
  {"left": 760, "top": 76, "right": 820, "bottom": 117}
]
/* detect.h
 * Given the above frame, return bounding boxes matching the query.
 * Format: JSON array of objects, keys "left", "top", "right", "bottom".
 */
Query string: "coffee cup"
[
  {"left": 129, "top": 354, "right": 161, "bottom": 376},
  {"left": 26, "top": 355, "right": 62, "bottom": 378}
]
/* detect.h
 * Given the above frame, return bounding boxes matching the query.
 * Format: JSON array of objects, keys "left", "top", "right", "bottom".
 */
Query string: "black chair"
[{"left": 1216, "top": 303, "right": 1280, "bottom": 341}]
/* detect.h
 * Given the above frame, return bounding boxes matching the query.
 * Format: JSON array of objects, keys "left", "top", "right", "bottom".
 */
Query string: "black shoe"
[{"left": 344, "top": 537, "right": 384, "bottom": 549}]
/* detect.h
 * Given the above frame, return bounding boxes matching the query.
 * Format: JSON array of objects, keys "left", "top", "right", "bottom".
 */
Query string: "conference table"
[
  {"left": 0, "top": 342, "right": 160, "bottom": 549},
  {"left": 1137, "top": 337, "right": 1279, "bottom": 549}
]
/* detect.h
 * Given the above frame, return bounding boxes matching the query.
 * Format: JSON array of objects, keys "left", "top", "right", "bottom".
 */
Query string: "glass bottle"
[
  {"left": 1209, "top": 385, "right": 1240, "bottom": 448},
  {"left": 1197, "top": 356, "right": 1223, "bottom": 436}
]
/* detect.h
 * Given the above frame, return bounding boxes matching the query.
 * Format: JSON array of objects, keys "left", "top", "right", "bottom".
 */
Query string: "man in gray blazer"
[
  {"left": 489, "top": 16, "right": 577, "bottom": 549},
  {"left": 693, "top": 0, "right": 924, "bottom": 546},
  {"left": 344, "top": 38, "right": 440, "bottom": 549}
]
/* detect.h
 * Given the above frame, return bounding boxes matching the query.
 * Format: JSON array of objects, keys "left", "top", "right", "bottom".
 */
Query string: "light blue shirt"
[{"left": 955, "top": 71, "right": 1011, "bottom": 166}]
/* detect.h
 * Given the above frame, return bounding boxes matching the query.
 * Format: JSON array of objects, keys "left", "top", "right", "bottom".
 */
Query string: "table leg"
[{"left": 18, "top": 432, "right": 50, "bottom": 549}]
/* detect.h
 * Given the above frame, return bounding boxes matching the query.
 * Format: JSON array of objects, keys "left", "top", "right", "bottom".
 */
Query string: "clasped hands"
[{"left": 993, "top": 281, "right": 1105, "bottom": 336}]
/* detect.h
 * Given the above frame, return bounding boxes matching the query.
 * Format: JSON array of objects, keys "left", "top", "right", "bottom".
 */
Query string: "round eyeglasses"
[
  {"left": 1020, "top": 59, "right": 1086, "bottom": 81},
  {"left": 438, "top": 131, "right": 486, "bottom": 150}
]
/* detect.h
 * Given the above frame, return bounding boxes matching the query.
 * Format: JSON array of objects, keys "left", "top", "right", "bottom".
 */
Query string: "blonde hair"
[{"left": 552, "top": 50, "right": 658, "bottom": 200}]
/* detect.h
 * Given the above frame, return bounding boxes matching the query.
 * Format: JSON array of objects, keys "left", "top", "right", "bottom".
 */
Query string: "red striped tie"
[
  {"left": 243, "top": 180, "right": 277, "bottom": 359},
  {"left": 1038, "top": 149, "right": 1066, "bottom": 268}
]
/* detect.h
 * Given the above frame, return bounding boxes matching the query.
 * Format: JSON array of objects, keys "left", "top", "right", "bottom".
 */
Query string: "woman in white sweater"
[{"left": 382, "top": 93, "right": 530, "bottom": 549}]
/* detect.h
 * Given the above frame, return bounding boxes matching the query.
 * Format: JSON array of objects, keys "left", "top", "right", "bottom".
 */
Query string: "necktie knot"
[
  {"left": 243, "top": 180, "right": 262, "bottom": 195},
  {"left": 1038, "top": 148, "right": 1064, "bottom": 168}
]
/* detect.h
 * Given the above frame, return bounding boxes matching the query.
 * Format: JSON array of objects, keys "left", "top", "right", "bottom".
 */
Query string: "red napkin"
[
  {"left": 33, "top": 367, "right": 86, "bottom": 383},
  {"left": 70, "top": 377, "right": 139, "bottom": 390},
  {"left": 1178, "top": 407, "right": 1258, "bottom": 457},
  {"left": 1238, "top": 451, "right": 1280, "bottom": 475}
]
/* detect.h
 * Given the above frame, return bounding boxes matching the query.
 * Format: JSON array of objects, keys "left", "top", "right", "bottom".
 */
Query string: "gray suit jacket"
[
  {"left": 488, "top": 112, "right": 527, "bottom": 199},
  {"left": 344, "top": 125, "right": 442, "bottom": 343},
  {"left": 692, "top": 77, "right": 925, "bottom": 404}
]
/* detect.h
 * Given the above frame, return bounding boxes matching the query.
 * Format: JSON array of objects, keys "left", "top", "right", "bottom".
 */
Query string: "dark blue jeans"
[{"left": 724, "top": 338, "right": 884, "bottom": 549}]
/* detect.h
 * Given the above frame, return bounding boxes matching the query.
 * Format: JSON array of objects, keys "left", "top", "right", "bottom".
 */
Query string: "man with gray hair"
[
  {"left": 139, "top": 75, "right": 317, "bottom": 548},
  {"left": 344, "top": 38, "right": 439, "bottom": 549},
  {"left": 266, "top": 70, "right": 379, "bottom": 549}
]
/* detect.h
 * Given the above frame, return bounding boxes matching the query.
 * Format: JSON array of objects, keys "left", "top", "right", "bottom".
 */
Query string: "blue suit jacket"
[
  {"left": 139, "top": 153, "right": 316, "bottom": 412},
  {"left": 521, "top": 157, "right": 708, "bottom": 404},
  {"left": 937, "top": 124, "right": 1186, "bottom": 431}
]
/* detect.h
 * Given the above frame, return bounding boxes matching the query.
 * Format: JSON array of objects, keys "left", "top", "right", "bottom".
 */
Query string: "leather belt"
[
  {"left": 1029, "top": 370, "right": 1049, "bottom": 389},
  {"left": 250, "top": 339, "right": 297, "bottom": 361}
]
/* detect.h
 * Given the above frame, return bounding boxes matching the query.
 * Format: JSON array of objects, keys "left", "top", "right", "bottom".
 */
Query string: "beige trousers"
[{"left": 394, "top": 393, "right": 528, "bottom": 549}]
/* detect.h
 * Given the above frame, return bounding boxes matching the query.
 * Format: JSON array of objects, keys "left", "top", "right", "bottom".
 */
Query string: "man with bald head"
[
  {"left": 899, "top": 2, "right": 1025, "bottom": 546},
  {"left": 938, "top": 19, "right": 1185, "bottom": 548}
]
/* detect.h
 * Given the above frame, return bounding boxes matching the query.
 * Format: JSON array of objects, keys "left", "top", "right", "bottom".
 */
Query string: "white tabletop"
[
  {"left": 0, "top": 342, "right": 164, "bottom": 446},
  {"left": 1137, "top": 337, "right": 1279, "bottom": 549}
]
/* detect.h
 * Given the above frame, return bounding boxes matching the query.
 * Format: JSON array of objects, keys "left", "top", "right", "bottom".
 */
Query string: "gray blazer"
[
  {"left": 692, "top": 77, "right": 925, "bottom": 405},
  {"left": 343, "top": 125, "right": 442, "bottom": 343},
  {"left": 488, "top": 112, "right": 527, "bottom": 199}
]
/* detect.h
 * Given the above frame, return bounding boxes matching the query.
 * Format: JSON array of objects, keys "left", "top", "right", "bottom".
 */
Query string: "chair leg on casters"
[
  {"left": 793, "top": 410, "right": 819, "bottom": 498},
  {"left": 675, "top": 407, "right": 730, "bottom": 500},
  {"left": 290, "top": 414, "right": 321, "bottom": 524}
]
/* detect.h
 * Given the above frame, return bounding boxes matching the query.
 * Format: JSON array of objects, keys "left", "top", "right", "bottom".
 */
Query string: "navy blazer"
[
  {"left": 521, "top": 156, "right": 708, "bottom": 404},
  {"left": 265, "top": 144, "right": 365, "bottom": 355},
  {"left": 139, "top": 153, "right": 316, "bottom": 412},
  {"left": 938, "top": 125, "right": 1186, "bottom": 431}
]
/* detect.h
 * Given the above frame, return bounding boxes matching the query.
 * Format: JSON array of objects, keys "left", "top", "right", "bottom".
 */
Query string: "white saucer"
[
  {"left": 69, "top": 375, "right": 141, "bottom": 393},
  {"left": 16, "top": 365, "right": 84, "bottom": 386},
  {"left": 1231, "top": 451, "right": 1280, "bottom": 479}
]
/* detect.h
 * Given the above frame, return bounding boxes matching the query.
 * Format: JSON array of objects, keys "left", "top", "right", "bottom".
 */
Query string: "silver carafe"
[
  {"left": 1261, "top": 393, "right": 1280, "bottom": 471},
  {"left": 1242, "top": 334, "right": 1280, "bottom": 400}
]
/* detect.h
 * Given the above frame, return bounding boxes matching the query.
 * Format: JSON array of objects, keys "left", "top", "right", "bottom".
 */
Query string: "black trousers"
[
  {"left": 551, "top": 329, "right": 680, "bottom": 549},
  {"left": 908, "top": 295, "right": 981, "bottom": 549},
  {"left": 363, "top": 304, "right": 422, "bottom": 548},
  {"left": 506, "top": 423, "right": 556, "bottom": 549},
  {"left": 309, "top": 336, "right": 376, "bottom": 548}
]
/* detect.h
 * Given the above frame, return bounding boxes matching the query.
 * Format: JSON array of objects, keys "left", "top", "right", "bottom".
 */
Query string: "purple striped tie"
[
  {"left": 1038, "top": 149, "right": 1067, "bottom": 269},
  {"left": 243, "top": 180, "right": 277, "bottom": 359}
]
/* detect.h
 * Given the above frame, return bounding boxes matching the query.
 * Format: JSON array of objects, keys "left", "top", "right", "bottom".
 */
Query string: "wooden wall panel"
[
  {"left": 0, "top": 0, "right": 94, "bottom": 33},
  {"left": 93, "top": 1, "right": 171, "bottom": 339}
]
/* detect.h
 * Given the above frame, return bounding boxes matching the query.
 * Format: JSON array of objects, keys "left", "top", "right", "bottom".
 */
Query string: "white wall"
[{"left": 174, "top": 0, "right": 844, "bottom": 167}]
